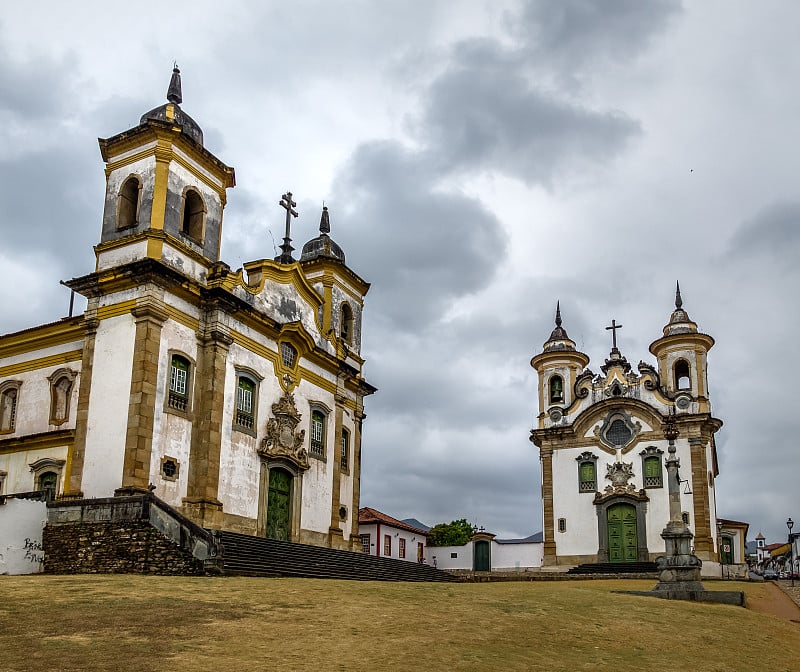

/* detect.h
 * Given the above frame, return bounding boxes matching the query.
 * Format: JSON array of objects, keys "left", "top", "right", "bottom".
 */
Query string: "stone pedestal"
[{"left": 653, "top": 522, "right": 704, "bottom": 592}]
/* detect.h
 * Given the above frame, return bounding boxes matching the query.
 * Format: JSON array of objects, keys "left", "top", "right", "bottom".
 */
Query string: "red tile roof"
[{"left": 358, "top": 507, "right": 428, "bottom": 536}]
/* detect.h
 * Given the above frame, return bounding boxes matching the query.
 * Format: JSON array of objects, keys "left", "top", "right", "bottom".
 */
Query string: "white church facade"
[
  {"left": 0, "top": 67, "right": 374, "bottom": 554},
  {"left": 530, "top": 294, "right": 724, "bottom": 574}
]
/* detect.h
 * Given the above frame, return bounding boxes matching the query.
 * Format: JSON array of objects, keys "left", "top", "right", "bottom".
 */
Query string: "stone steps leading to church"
[{"left": 216, "top": 530, "right": 460, "bottom": 582}]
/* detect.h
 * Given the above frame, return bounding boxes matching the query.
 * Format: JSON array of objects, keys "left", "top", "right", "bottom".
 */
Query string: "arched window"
[
  {"left": 48, "top": 370, "right": 76, "bottom": 425},
  {"left": 340, "top": 303, "right": 354, "bottom": 344},
  {"left": 549, "top": 375, "right": 564, "bottom": 404},
  {"left": 235, "top": 374, "right": 257, "bottom": 430},
  {"left": 38, "top": 471, "right": 58, "bottom": 501},
  {"left": 0, "top": 383, "right": 20, "bottom": 433},
  {"left": 117, "top": 176, "right": 141, "bottom": 230},
  {"left": 340, "top": 428, "right": 350, "bottom": 471},
  {"left": 168, "top": 354, "right": 191, "bottom": 412},
  {"left": 674, "top": 359, "right": 691, "bottom": 390},
  {"left": 181, "top": 189, "right": 205, "bottom": 242},
  {"left": 310, "top": 409, "right": 326, "bottom": 458}
]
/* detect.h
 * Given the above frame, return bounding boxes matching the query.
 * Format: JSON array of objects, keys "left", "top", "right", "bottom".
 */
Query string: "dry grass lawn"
[{"left": 1, "top": 576, "right": 799, "bottom": 671}]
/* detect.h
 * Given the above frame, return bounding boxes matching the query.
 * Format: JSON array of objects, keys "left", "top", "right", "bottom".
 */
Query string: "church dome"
[
  {"left": 140, "top": 66, "right": 204, "bottom": 147},
  {"left": 300, "top": 207, "right": 346, "bottom": 263}
]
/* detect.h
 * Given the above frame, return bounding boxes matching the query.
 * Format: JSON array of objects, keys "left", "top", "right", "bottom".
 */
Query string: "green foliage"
[{"left": 426, "top": 518, "right": 474, "bottom": 547}]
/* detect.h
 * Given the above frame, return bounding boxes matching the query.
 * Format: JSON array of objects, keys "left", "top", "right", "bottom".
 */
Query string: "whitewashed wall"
[
  {"left": 425, "top": 540, "right": 544, "bottom": 571},
  {"left": 358, "top": 522, "right": 426, "bottom": 562},
  {"left": 0, "top": 498, "right": 46, "bottom": 575},
  {"left": 82, "top": 314, "right": 136, "bottom": 498}
]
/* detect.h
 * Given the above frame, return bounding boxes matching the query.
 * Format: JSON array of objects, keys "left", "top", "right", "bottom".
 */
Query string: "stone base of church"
[{"left": 181, "top": 497, "right": 224, "bottom": 529}]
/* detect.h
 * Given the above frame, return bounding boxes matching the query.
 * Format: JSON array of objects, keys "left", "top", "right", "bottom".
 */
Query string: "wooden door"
[
  {"left": 266, "top": 469, "right": 292, "bottom": 541},
  {"left": 474, "top": 540, "right": 491, "bottom": 571},
  {"left": 608, "top": 504, "right": 637, "bottom": 563}
]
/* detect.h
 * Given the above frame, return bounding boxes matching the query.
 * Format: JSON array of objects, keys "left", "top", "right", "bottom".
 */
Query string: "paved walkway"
[{"left": 748, "top": 581, "right": 800, "bottom": 623}]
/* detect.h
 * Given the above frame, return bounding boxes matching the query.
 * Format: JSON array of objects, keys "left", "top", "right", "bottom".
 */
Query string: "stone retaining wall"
[{"left": 43, "top": 520, "right": 204, "bottom": 574}]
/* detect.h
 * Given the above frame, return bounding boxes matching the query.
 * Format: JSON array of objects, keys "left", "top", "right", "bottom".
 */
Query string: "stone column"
[
  {"left": 328, "top": 390, "right": 346, "bottom": 549},
  {"left": 183, "top": 318, "right": 232, "bottom": 529},
  {"left": 117, "top": 301, "right": 167, "bottom": 494},
  {"left": 689, "top": 436, "right": 713, "bottom": 557},
  {"left": 63, "top": 311, "right": 99, "bottom": 498},
  {"left": 540, "top": 447, "right": 557, "bottom": 565},
  {"left": 348, "top": 405, "right": 365, "bottom": 551}
]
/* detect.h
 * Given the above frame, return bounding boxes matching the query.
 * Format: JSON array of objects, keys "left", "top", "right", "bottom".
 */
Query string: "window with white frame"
[
  {"left": 168, "top": 355, "right": 191, "bottom": 412},
  {"left": 235, "top": 375, "right": 257, "bottom": 430},
  {"left": 360, "top": 534, "right": 370, "bottom": 554},
  {"left": 309, "top": 409, "right": 326, "bottom": 458}
]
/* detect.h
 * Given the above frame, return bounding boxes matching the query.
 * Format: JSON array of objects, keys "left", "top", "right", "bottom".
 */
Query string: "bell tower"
[
  {"left": 649, "top": 283, "right": 714, "bottom": 413},
  {"left": 530, "top": 303, "right": 589, "bottom": 426},
  {"left": 95, "top": 66, "right": 235, "bottom": 282}
]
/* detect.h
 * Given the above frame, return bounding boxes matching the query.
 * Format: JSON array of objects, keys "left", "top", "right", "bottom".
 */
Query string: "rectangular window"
[
  {"left": 579, "top": 461, "right": 596, "bottom": 492},
  {"left": 399, "top": 538, "right": 406, "bottom": 558},
  {"left": 340, "top": 429, "right": 349, "bottom": 471},
  {"left": 235, "top": 376, "right": 256, "bottom": 430},
  {"left": 310, "top": 410, "right": 325, "bottom": 457},
  {"left": 643, "top": 456, "right": 663, "bottom": 488},
  {"left": 360, "top": 534, "right": 370, "bottom": 554},
  {"left": 450, "top": 552, "right": 458, "bottom": 559},
  {"left": 558, "top": 518, "right": 567, "bottom": 533},
  {"left": 384, "top": 534, "right": 391, "bottom": 556},
  {"left": 168, "top": 356, "right": 190, "bottom": 412},
  {"left": 281, "top": 342, "right": 297, "bottom": 368}
]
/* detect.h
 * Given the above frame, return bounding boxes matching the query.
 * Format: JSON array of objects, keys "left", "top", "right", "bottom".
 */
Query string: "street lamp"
[
  {"left": 788, "top": 517, "right": 795, "bottom": 588},
  {"left": 717, "top": 520, "right": 724, "bottom": 579}
]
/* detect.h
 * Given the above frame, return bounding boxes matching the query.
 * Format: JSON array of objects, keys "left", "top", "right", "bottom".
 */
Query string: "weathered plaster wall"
[
  {"left": 82, "top": 315, "right": 136, "bottom": 498},
  {"left": 100, "top": 153, "right": 156, "bottom": 243},
  {"left": 0, "top": 446, "right": 69, "bottom": 496},
  {"left": 0, "top": 497, "right": 46, "bottom": 574}
]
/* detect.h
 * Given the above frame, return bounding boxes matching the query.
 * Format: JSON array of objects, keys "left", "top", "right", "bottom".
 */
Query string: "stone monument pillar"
[{"left": 653, "top": 409, "right": 704, "bottom": 593}]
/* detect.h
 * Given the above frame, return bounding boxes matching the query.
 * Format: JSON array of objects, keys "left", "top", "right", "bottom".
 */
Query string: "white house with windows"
[
  {"left": 358, "top": 508, "right": 428, "bottom": 563},
  {"left": 0, "top": 67, "right": 374, "bottom": 553}
]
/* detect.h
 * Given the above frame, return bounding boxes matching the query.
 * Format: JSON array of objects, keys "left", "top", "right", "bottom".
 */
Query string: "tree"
[{"left": 426, "top": 518, "right": 474, "bottom": 547}]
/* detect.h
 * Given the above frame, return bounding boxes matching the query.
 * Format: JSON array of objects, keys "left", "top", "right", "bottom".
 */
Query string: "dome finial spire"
[
  {"left": 555, "top": 301, "right": 562, "bottom": 327},
  {"left": 320, "top": 203, "right": 330, "bottom": 234},
  {"left": 167, "top": 63, "right": 182, "bottom": 105},
  {"left": 675, "top": 280, "right": 683, "bottom": 309}
]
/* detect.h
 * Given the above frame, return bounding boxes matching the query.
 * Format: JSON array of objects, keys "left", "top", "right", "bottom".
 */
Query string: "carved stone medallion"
[
  {"left": 604, "top": 461, "right": 636, "bottom": 494},
  {"left": 258, "top": 392, "right": 309, "bottom": 470}
]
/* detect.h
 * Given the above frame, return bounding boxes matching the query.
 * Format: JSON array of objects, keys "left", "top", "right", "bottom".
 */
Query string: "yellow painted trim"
[
  {"left": 97, "top": 300, "right": 136, "bottom": 321},
  {"left": 147, "top": 236, "right": 164, "bottom": 260},
  {"left": 0, "top": 431, "right": 74, "bottom": 456},
  {"left": 104, "top": 146, "right": 156, "bottom": 177},
  {"left": 0, "top": 351, "right": 82, "bottom": 378},
  {"left": 0, "top": 319, "right": 84, "bottom": 360},
  {"left": 149, "top": 142, "right": 171, "bottom": 231},
  {"left": 163, "top": 305, "right": 200, "bottom": 331},
  {"left": 240, "top": 260, "right": 325, "bottom": 318}
]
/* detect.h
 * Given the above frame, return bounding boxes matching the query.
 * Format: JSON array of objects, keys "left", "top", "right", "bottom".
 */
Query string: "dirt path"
[{"left": 747, "top": 581, "right": 800, "bottom": 623}]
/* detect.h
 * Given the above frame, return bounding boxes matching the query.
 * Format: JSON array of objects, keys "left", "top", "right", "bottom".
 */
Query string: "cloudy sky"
[{"left": 1, "top": 1, "right": 798, "bottom": 543}]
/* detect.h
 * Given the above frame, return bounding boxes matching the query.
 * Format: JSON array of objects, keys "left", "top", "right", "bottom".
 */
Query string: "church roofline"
[{"left": 648, "top": 330, "right": 715, "bottom": 357}]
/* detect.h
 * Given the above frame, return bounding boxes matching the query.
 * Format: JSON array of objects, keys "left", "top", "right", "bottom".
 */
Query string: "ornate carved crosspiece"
[
  {"left": 259, "top": 392, "right": 309, "bottom": 470},
  {"left": 604, "top": 461, "right": 636, "bottom": 493}
]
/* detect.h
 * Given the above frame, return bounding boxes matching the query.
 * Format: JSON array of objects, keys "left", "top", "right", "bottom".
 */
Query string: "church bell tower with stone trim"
[{"left": 95, "top": 65, "right": 235, "bottom": 282}]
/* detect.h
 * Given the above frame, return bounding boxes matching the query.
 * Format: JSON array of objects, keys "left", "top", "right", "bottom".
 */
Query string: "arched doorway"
[
  {"left": 266, "top": 468, "right": 292, "bottom": 541},
  {"left": 607, "top": 503, "right": 638, "bottom": 563}
]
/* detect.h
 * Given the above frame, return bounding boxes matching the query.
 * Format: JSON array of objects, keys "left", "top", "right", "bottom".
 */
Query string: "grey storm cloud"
[
  {"left": 420, "top": 62, "right": 640, "bottom": 184},
  {"left": 513, "top": 0, "right": 682, "bottom": 69},
  {"left": 332, "top": 140, "right": 508, "bottom": 330}
]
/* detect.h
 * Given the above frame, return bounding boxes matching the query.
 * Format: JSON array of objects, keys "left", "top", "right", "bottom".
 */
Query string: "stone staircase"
[
  {"left": 217, "top": 530, "right": 460, "bottom": 582},
  {"left": 566, "top": 561, "right": 658, "bottom": 576}
]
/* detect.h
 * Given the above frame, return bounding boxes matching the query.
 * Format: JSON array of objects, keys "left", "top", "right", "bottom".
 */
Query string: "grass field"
[{"left": 1, "top": 576, "right": 799, "bottom": 671}]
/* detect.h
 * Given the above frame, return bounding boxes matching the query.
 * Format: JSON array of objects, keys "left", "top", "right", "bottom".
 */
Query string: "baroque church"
[
  {"left": 0, "top": 68, "right": 374, "bottom": 551},
  {"left": 530, "top": 293, "right": 723, "bottom": 569}
]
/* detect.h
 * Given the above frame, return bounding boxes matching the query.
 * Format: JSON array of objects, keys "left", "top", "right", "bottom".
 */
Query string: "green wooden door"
[
  {"left": 608, "top": 504, "right": 638, "bottom": 563},
  {"left": 266, "top": 469, "right": 292, "bottom": 541},
  {"left": 721, "top": 535, "right": 734, "bottom": 564},
  {"left": 474, "top": 540, "right": 491, "bottom": 571}
]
